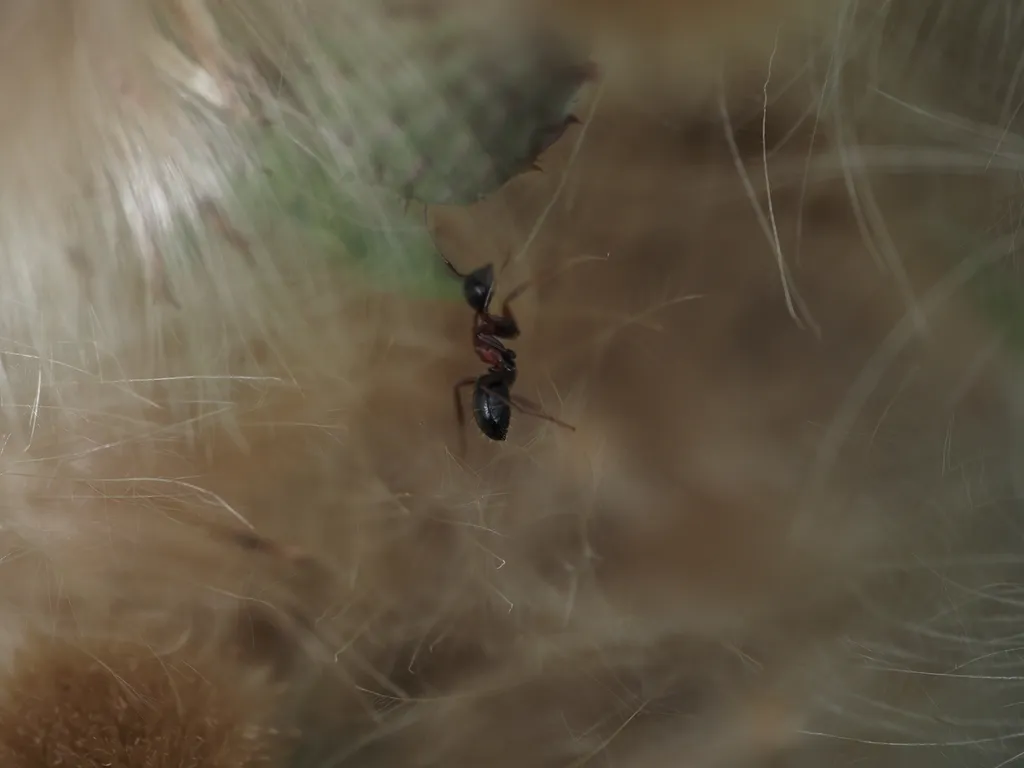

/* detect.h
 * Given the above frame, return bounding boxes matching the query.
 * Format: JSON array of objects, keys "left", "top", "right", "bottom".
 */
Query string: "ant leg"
[
  {"left": 452, "top": 377, "right": 476, "bottom": 455},
  {"left": 503, "top": 278, "right": 533, "bottom": 307},
  {"left": 509, "top": 394, "right": 577, "bottom": 432},
  {"left": 475, "top": 387, "right": 576, "bottom": 434},
  {"left": 488, "top": 274, "right": 541, "bottom": 339},
  {"left": 499, "top": 253, "right": 610, "bottom": 325}
]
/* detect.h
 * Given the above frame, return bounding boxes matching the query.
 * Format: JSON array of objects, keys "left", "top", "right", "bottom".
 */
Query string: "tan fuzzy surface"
[
  {"left": 0, "top": 637, "right": 282, "bottom": 767},
  {"left": 0, "top": 2, "right": 1020, "bottom": 767}
]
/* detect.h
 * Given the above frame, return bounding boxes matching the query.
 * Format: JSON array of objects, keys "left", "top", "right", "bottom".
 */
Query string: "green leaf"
[{"left": 199, "top": 11, "right": 592, "bottom": 298}]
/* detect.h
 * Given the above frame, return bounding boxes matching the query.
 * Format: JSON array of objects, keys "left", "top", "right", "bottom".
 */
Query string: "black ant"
[{"left": 439, "top": 251, "right": 576, "bottom": 449}]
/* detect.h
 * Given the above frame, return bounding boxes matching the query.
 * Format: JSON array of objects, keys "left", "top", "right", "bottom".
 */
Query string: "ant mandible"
[{"left": 439, "top": 249, "right": 576, "bottom": 449}]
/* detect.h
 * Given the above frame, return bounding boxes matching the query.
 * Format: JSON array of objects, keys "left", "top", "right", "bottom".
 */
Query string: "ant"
[{"left": 439, "top": 250, "right": 576, "bottom": 449}]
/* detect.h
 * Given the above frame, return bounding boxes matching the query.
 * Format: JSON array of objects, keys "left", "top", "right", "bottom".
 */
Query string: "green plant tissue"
[
  {"left": 252, "top": 120, "right": 455, "bottom": 301},
  {"left": 235, "top": 12, "right": 591, "bottom": 301}
]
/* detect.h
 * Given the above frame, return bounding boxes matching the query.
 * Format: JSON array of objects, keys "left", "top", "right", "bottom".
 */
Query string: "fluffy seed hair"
[{"left": 0, "top": 1, "right": 1024, "bottom": 768}]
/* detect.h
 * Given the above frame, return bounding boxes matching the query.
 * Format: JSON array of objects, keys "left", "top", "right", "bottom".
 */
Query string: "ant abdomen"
[{"left": 473, "top": 373, "right": 512, "bottom": 441}]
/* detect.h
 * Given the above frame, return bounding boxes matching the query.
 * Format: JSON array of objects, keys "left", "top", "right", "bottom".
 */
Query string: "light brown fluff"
[{"left": 0, "top": 1, "right": 1023, "bottom": 767}]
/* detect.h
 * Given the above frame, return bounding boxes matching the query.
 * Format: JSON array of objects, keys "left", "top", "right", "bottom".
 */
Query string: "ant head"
[{"left": 463, "top": 264, "right": 495, "bottom": 313}]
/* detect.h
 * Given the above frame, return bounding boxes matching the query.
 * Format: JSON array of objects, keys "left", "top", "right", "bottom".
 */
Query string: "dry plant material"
[{"left": 0, "top": 637, "right": 282, "bottom": 768}]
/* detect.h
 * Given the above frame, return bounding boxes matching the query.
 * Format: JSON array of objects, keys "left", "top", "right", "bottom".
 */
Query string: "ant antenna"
[{"left": 421, "top": 203, "right": 467, "bottom": 280}]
